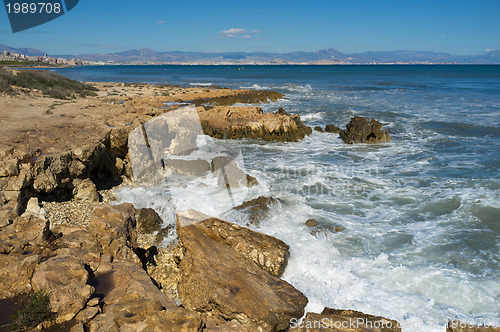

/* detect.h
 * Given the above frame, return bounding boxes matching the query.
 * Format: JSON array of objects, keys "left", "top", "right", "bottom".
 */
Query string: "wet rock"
[
  {"left": 74, "top": 178, "right": 99, "bottom": 203},
  {"left": 447, "top": 321, "right": 500, "bottom": 332},
  {"left": 233, "top": 196, "right": 282, "bottom": 225},
  {"left": 199, "top": 105, "right": 312, "bottom": 142},
  {"left": 325, "top": 124, "right": 341, "bottom": 134},
  {"left": 291, "top": 308, "right": 401, "bottom": 331},
  {"left": 164, "top": 158, "right": 211, "bottom": 176},
  {"left": 339, "top": 116, "right": 391, "bottom": 144},
  {"left": 176, "top": 210, "right": 307, "bottom": 331},
  {"left": 305, "top": 218, "right": 318, "bottom": 227},
  {"left": 137, "top": 207, "right": 163, "bottom": 234},
  {"left": 87, "top": 260, "right": 202, "bottom": 332},
  {"left": 154, "top": 224, "right": 176, "bottom": 247},
  {"left": 310, "top": 223, "right": 345, "bottom": 238},
  {"left": 314, "top": 126, "right": 324, "bottom": 133},
  {"left": 31, "top": 255, "right": 94, "bottom": 323},
  {"left": 246, "top": 174, "right": 258, "bottom": 187}
]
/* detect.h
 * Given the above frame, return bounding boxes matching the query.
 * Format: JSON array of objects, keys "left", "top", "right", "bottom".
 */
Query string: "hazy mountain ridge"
[{"left": 1, "top": 44, "right": 499, "bottom": 64}]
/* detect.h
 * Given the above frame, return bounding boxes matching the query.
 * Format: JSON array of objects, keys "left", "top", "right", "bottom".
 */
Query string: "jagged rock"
[
  {"left": 21, "top": 196, "right": 47, "bottom": 220},
  {"left": 31, "top": 255, "right": 94, "bottom": 323},
  {"left": 314, "top": 126, "right": 324, "bottom": 133},
  {"left": 137, "top": 208, "right": 163, "bottom": 234},
  {"left": 0, "top": 215, "right": 51, "bottom": 249},
  {"left": 0, "top": 158, "right": 19, "bottom": 177},
  {"left": 276, "top": 107, "right": 288, "bottom": 115},
  {"left": 88, "top": 203, "right": 140, "bottom": 266},
  {"left": 339, "top": 116, "right": 391, "bottom": 144},
  {"left": 0, "top": 254, "right": 40, "bottom": 298},
  {"left": 176, "top": 210, "right": 307, "bottom": 331},
  {"left": 178, "top": 211, "right": 289, "bottom": 277},
  {"left": 291, "top": 308, "right": 401, "bottom": 331},
  {"left": 203, "top": 317, "right": 247, "bottom": 331},
  {"left": 246, "top": 174, "right": 258, "bottom": 187},
  {"left": 199, "top": 105, "right": 312, "bottom": 142},
  {"left": 233, "top": 196, "right": 282, "bottom": 225},
  {"left": 74, "top": 178, "right": 99, "bottom": 203},
  {"left": 87, "top": 260, "right": 202, "bottom": 332},
  {"left": 447, "top": 321, "right": 500, "bottom": 332},
  {"left": 325, "top": 124, "right": 341, "bottom": 134},
  {"left": 305, "top": 219, "right": 318, "bottom": 227}
]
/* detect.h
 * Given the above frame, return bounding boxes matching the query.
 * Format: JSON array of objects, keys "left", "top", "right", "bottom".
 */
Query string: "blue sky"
[{"left": 1, "top": 0, "right": 499, "bottom": 55}]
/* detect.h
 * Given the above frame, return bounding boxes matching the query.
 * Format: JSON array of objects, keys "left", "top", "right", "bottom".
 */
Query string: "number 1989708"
[{"left": 6, "top": 2, "right": 62, "bottom": 14}]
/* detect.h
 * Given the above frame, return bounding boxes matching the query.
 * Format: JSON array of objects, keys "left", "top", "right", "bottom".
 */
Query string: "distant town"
[{"left": 0, "top": 50, "right": 116, "bottom": 66}]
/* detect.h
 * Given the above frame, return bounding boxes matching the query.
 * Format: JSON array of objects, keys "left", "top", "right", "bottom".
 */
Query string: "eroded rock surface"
[{"left": 339, "top": 116, "right": 391, "bottom": 144}]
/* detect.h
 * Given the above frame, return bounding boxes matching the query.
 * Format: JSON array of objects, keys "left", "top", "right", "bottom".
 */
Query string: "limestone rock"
[
  {"left": 233, "top": 196, "right": 282, "bottom": 225},
  {"left": 55, "top": 229, "right": 101, "bottom": 272},
  {"left": 339, "top": 116, "right": 391, "bottom": 144},
  {"left": 178, "top": 215, "right": 289, "bottom": 277},
  {"left": 88, "top": 203, "right": 139, "bottom": 265},
  {"left": 137, "top": 207, "right": 163, "bottom": 234},
  {"left": 199, "top": 105, "right": 312, "bottom": 142},
  {"left": 325, "top": 124, "right": 341, "bottom": 134},
  {"left": 31, "top": 255, "right": 94, "bottom": 323},
  {"left": 0, "top": 254, "right": 40, "bottom": 298},
  {"left": 176, "top": 214, "right": 307, "bottom": 331},
  {"left": 291, "top": 308, "right": 401, "bottom": 331},
  {"left": 87, "top": 260, "right": 202, "bottom": 332},
  {"left": 74, "top": 178, "right": 99, "bottom": 203}
]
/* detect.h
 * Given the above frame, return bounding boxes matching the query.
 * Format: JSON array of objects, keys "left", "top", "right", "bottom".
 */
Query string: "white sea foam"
[
  {"left": 239, "top": 84, "right": 270, "bottom": 90},
  {"left": 189, "top": 82, "right": 213, "bottom": 86}
]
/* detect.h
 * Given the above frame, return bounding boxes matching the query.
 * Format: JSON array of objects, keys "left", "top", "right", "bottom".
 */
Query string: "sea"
[{"left": 54, "top": 65, "right": 500, "bottom": 331}]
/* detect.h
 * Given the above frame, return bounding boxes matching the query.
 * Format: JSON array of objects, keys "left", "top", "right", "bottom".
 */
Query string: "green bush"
[
  {"left": 10, "top": 290, "right": 55, "bottom": 330},
  {"left": 10, "top": 70, "right": 98, "bottom": 99},
  {"left": 0, "top": 70, "right": 13, "bottom": 93}
]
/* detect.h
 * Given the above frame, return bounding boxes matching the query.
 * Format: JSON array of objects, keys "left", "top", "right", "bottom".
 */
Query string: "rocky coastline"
[{"left": 1, "top": 79, "right": 489, "bottom": 331}]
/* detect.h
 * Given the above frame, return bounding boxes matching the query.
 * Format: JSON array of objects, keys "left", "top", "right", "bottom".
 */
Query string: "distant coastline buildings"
[{"left": 0, "top": 50, "right": 116, "bottom": 66}]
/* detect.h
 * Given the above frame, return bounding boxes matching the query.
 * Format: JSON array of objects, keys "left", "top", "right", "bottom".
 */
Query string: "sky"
[{"left": 0, "top": 0, "right": 499, "bottom": 55}]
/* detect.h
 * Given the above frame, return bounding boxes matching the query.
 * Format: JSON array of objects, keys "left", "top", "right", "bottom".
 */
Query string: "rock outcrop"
[
  {"left": 339, "top": 116, "right": 391, "bottom": 144},
  {"left": 233, "top": 196, "right": 282, "bottom": 225},
  {"left": 291, "top": 307, "right": 401, "bottom": 331},
  {"left": 325, "top": 124, "right": 341, "bottom": 134},
  {"left": 198, "top": 106, "right": 312, "bottom": 142},
  {"left": 175, "top": 210, "right": 308, "bottom": 331}
]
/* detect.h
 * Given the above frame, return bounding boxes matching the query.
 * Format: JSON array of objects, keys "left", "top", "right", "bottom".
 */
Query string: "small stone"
[
  {"left": 75, "top": 306, "right": 99, "bottom": 324},
  {"left": 87, "top": 297, "right": 100, "bottom": 307},
  {"left": 305, "top": 219, "right": 317, "bottom": 227}
]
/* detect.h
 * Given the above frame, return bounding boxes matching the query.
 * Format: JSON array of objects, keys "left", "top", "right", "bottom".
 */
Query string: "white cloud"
[
  {"left": 156, "top": 20, "right": 165, "bottom": 24},
  {"left": 485, "top": 49, "right": 497, "bottom": 52},
  {"left": 214, "top": 28, "right": 258, "bottom": 39}
]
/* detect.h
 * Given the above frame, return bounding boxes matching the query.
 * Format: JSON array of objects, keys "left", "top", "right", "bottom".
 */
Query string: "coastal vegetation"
[{"left": 0, "top": 68, "right": 97, "bottom": 99}]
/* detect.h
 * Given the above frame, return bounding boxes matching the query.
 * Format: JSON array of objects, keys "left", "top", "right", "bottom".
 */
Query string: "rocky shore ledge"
[{"left": 1, "top": 80, "right": 489, "bottom": 331}]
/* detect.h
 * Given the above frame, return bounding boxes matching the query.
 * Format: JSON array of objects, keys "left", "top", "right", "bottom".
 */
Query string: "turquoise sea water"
[{"left": 56, "top": 65, "right": 500, "bottom": 331}]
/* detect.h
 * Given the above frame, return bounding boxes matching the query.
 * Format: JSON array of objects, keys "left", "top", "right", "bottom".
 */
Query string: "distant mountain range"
[{"left": 1, "top": 44, "right": 499, "bottom": 64}]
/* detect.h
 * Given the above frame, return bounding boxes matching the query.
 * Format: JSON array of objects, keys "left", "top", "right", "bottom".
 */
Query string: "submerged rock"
[
  {"left": 305, "top": 218, "right": 318, "bottom": 227},
  {"left": 233, "top": 196, "right": 282, "bottom": 225},
  {"left": 325, "top": 124, "right": 341, "bottom": 134},
  {"left": 314, "top": 126, "right": 324, "bottom": 133},
  {"left": 339, "top": 116, "right": 391, "bottom": 144}
]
